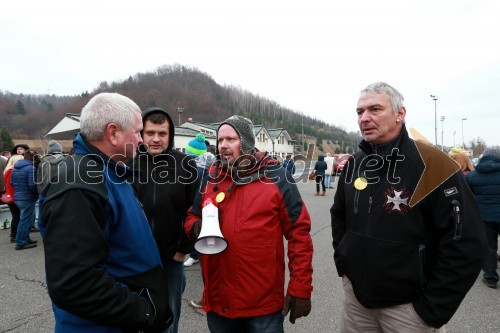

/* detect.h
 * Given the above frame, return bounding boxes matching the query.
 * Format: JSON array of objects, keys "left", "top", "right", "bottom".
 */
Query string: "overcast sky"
[{"left": 1, "top": 0, "right": 499, "bottom": 147}]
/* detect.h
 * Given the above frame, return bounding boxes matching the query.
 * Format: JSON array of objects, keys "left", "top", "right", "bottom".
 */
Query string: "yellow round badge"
[
  {"left": 354, "top": 177, "right": 368, "bottom": 190},
  {"left": 215, "top": 192, "right": 226, "bottom": 203}
]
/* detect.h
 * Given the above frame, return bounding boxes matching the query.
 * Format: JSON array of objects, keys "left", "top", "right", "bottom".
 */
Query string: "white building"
[
  {"left": 180, "top": 121, "right": 295, "bottom": 157},
  {"left": 45, "top": 114, "right": 296, "bottom": 156}
]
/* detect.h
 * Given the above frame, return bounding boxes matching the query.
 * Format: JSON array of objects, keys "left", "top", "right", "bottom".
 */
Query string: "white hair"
[
  {"left": 80, "top": 93, "right": 141, "bottom": 141},
  {"left": 361, "top": 82, "right": 405, "bottom": 115}
]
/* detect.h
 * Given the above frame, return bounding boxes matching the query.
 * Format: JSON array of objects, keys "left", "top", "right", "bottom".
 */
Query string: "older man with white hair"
[{"left": 39, "top": 93, "right": 172, "bottom": 332}]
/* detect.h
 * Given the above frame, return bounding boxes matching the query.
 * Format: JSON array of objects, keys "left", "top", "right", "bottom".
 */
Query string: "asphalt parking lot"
[{"left": 1, "top": 178, "right": 499, "bottom": 332}]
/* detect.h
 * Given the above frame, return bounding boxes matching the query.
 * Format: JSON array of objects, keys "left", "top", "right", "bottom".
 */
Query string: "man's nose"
[{"left": 359, "top": 111, "right": 370, "bottom": 122}]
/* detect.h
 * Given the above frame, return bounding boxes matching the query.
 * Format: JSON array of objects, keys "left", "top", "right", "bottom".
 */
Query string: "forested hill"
[{"left": 0, "top": 64, "right": 359, "bottom": 154}]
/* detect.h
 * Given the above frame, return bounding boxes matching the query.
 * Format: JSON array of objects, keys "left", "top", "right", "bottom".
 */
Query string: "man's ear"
[
  {"left": 105, "top": 123, "right": 119, "bottom": 146},
  {"left": 397, "top": 106, "right": 406, "bottom": 122}
]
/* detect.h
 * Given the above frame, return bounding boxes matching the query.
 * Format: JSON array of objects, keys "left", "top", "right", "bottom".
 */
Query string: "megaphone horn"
[{"left": 194, "top": 199, "right": 228, "bottom": 255}]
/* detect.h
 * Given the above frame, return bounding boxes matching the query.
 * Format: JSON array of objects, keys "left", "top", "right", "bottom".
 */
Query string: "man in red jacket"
[{"left": 185, "top": 115, "right": 313, "bottom": 332}]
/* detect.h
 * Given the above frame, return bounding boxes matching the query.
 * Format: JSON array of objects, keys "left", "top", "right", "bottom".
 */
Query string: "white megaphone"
[{"left": 194, "top": 198, "right": 228, "bottom": 255}]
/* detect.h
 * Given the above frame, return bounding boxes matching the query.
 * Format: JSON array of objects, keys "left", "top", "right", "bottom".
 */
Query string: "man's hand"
[
  {"left": 172, "top": 252, "right": 186, "bottom": 262},
  {"left": 281, "top": 294, "right": 311, "bottom": 324}
]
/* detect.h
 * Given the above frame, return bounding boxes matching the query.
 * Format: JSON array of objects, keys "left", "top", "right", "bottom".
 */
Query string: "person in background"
[
  {"left": 466, "top": 146, "right": 500, "bottom": 289},
  {"left": 450, "top": 152, "right": 475, "bottom": 176},
  {"left": 185, "top": 115, "right": 313, "bottom": 332},
  {"left": 199, "top": 142, "right": 217, "bottom": 179},
  {"left": 0, "top": 152, "right": 6, "bottom": 194},
  {"left": 3, "top": 154, "right": 24, "bottom": 243},
  {"left": 183, "top": 134, "right": 208, "bottom": 268},
  {"left": 11, "top": 143, "right": 29, "bottom": 156},
  {"left": 39, "top": 93, "right": 172, "bottom": 332},
  {"left": 11, "top": 149, "right": 39, "bottom": 250},
  {"left": 324, "top": 153, "right": 335, "bottom": 189},
  {"left": 37, "top": 140, "right": 65, "bottom": 193},
  {"left": 282, "top": 154, "right": 296, "bottom": 175},
  {"left": 331, "top": 82, "right": 487, "bottom": 332},
  {"left": 1, "top": 151, "right": 12, "bottom": 159},
  {"left": 132, "top": 107, "right": 199, "bottom": 333},
  {"left": 314, "top": 155, "right": 328, "bottom": 196},
  {"left": 184, "top": 137, "right": 217, "bottom": 309}
]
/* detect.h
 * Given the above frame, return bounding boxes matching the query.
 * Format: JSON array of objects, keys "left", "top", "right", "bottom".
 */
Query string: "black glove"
[
  {"left": 191, "top": 220, "right": 202, "bottom": 240},
  {"left": 281, "top": 294, "right": 311, "bottom": 324}
]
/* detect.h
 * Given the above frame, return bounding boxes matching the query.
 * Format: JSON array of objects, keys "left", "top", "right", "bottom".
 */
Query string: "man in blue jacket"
[
  {"left": 39, "top": 93, "right": 172, "bottom": 332},
  {"left": 466, "top": 146, "right": 500, "bottom": 289},
  {"left": 11, "top": 149, "right": 39, "bottom": 250}
]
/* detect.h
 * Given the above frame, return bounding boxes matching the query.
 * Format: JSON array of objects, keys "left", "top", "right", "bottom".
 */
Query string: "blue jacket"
[
  {"left": 283, "top": 158, "right": 295, "bottom": 174},
  {"left": 10, "top": 159, "right": 38, "bottom": 201},
  {"left": 39, "top": 134, "right": 171, "bottom": 332},
  {"left": 466, "top": 155, "right": 500, "bottom": 222},
  {"left": 314, "top": 155, "right": 328, "bottom": 176}
]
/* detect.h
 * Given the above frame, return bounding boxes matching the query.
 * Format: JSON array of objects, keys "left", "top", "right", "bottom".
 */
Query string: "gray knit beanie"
[
  {"left": 218, "top": 115, "right": 255, "bottom": 155},
  {"left": 483, "top": 146, "right": 500, "bottom": 158},
  {"left": 48, "top": 140, "right": 63, "bottom": 154}
]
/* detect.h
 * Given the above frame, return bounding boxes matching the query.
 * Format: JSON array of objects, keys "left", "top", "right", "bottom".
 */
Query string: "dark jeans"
[
  {"left": 163, "top": 258, "right": 186, "bottom": 333},
  {"left": 315, "top": 175, "right": 325, "bottom": 192},
  {"left": 207, "top": 311, "right": 284, "bottom": 333},
  {"left": 8, "top": 203, "right": 21, "bottom": 239},
  {"left": 483, "top": 221, "right": 500, "bottom": 283},
  {"left": 189, "top": 249, "right": 199, "bottom": 261}
]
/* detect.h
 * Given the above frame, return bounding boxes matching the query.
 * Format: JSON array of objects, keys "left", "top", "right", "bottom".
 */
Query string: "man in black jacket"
[
  {"left": 132, "top": 107, "right": 199, "bottom": 333},
  {"left": 331, "top": 82, "right": 487, "bottom": 332},
  {"left": 40, "top": 93, "right": 172, "bottom": 332}
]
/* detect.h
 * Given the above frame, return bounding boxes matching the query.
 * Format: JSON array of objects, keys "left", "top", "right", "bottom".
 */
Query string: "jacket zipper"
[
  {"left": 354, "top": 190, "right": 360, "bottom": 214},
  {"left": 151, "top": 168, "right": 157, "bottom": 231},
  {"left": 368, "top": 196, "right": 372, "bottom": 214}
]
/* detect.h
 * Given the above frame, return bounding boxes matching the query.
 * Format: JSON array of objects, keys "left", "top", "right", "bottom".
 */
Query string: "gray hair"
[
  {"left": 80, "top": 93, "right": 141, "bottom": 141},
  {"left": 361, "top": 82, "right": 404, "bottom": 115}
]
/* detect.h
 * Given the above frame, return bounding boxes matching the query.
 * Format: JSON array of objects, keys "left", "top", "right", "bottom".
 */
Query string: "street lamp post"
[
  {"left": 430, "top": 95, "right": 438, "bottom": 146},
  {"left": 461, "top": 118, "right": 467, "bottom": 149},
  {"left": 440, "top": 116, "right": 445, "bottom": 151},
  {"left": 453, "top": 131, "right": 456, "bottom": 147},
  {"left": 301, "top": 122, "right": 304, "bottom": 151},
  {"left": 177, "top": 107, "right": 184, "bottom": 126}
]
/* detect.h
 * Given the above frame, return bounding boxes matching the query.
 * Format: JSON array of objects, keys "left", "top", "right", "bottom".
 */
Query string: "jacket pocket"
[{"left": 341, "top": 233, "right": 423, "bottom": 305}]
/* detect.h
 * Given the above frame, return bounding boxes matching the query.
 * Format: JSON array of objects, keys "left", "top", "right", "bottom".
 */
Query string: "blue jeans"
[
  {"left": 207, "top": 311, "right": 284, "bottom": 333},
  {"left": 324, "top": 173, "right": 332, "bottom": 188},
  {"left": 163, "top": 258, "right": 186, "bottom": 333},
  {"left": 15, "top": 200, "right": 36, "bottom": 246},
  {"left": 483, "top": 222, "right": 500, "bottom": 283}
]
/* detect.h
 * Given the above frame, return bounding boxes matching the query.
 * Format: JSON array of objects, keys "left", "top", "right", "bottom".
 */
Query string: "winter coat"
[
  {"left": 282, "top": 158, "right": 296, "bottom": 174},
  {"left": 0, "top": 157, "right": 6, "bottom": 192},
  {"left": 314, "top": 155, "right": 328, "bottom": 177},
  {"left": 36, "top": 153, "right": 66, "bottom": 193},
  {"left": 324, "top": 155, "right": 335, "bottom": 176},
  {"left": 466, "top": 155, "right": 500, "bottom": 222},
  {"left": 10, "top": 159, "right": 38, "bottom": 201},
  {"left": 331, "top": 126, "right": 487, "bottom": 328},
  {"left": 39, "top": 134, "right": 172, "bottom": 332},
  {"left": 132, "top": 148, "right": 199, "bottom": 262},
  {"left": 184, "top": 152, "right": 313, "bottom": 318},
  {"left": 3, "top": 169, "right": 14, "bottom": 197}
]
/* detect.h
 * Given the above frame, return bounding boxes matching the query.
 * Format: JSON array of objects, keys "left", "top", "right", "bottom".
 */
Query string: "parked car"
[{"left": 333, "top": 154, "right": 351, "bottom": 175}]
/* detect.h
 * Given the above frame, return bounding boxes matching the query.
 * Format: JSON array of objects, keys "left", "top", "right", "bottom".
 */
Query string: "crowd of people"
[{"left": 0, "top": 83, "right": 497, "bottom": 332}]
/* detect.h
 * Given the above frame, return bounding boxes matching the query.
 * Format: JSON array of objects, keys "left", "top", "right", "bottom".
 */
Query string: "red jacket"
[{"left": 185, "top": 154, "right": 313, "bottom": 318}]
